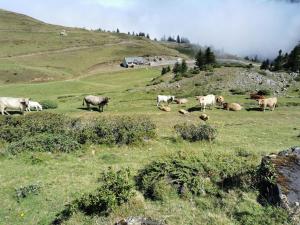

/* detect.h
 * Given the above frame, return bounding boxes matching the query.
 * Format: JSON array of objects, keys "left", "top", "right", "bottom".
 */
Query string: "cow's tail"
[{"left": 82, "top": 98, "right": 85, "bottom": 106}]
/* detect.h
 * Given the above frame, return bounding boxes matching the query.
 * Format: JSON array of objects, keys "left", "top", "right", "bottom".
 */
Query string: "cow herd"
[
  {"left": 0, "top": 95, "right": 110, "bottom": 115},
  {"left": 156, "top": 93, "right": 278, "bottom": 112},
  {"left": 0, "top": 93, "right": 278, "bottom": 116}
]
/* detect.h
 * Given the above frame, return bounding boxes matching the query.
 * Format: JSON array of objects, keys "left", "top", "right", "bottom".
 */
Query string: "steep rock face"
[{"left": 258, "top": 147, "right": 300, "bottom": 222}]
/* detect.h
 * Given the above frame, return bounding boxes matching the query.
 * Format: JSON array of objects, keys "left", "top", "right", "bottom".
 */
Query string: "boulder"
[
  {"left": 199, "top": 114, "right": 209, "bottom": 121},
  {"left": 179, "top": 109, "right": 189, "bottom": 115},
  {"left": 258, "top": 146, "right": 300, "bottom": 222},
  {"left": 159, "top": 106, "right": 171, "bottom": 112}
]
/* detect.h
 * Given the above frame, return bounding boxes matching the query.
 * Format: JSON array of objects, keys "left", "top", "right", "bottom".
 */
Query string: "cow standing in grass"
[
  {"left": 196, "top": 94, "right": 216, "bottom": 112},
  {"left": 0, "top": 97, "right": 29, "bottom": 115},
  {"left": 83, "top": 95, "right": 109, "bottom": 112},
  {"left": 257, "top": 97, "right": 277, "bottom": 112},
  {"left": 26, "top": 101, "right": 43, "bottom": 111},
  {"left": 157, "top": 95, "right": 175, "bottom": 107}
]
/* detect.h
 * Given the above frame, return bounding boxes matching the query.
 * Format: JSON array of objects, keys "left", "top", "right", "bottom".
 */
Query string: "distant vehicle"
[{"left": 121, "top": 57, "right": 145, "bottom": 68}]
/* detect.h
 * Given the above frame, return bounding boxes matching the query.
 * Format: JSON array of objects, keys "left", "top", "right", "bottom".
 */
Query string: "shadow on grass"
[
  {"left": 245, "top": 107, "right": 263, "bottom": 112},
  {"left": 77, "top": 107, "right": 102, "bottom": 112},
  {"left": 187, "top": 106, "right": 202, "bottom": 112}
]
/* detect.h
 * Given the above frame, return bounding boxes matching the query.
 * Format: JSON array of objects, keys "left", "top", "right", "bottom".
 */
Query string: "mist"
[{"left": 0, "top": 0, "right": 300, "bottom": 58}]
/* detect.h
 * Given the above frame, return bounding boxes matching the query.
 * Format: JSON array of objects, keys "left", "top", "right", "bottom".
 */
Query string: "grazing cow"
[
  {"left": 216, "top": 96, "right": 225, "bottom": 106},
  {"left": 257, "top": 97, "right": 277, "bottom": 112},
  {"left": 26, "top": 101, "right": 43, "bottom": 112},
  {"left": 0, "top": 97, "right": 29, "bottom": 115},
  {"left": 175, "top": 98, "right": 188, "bottom": 104},
  {"left": 223, "top": 103, "right": 242, "bottom": 111},
  {"left": 157, "top": 95, "right": 175, "bottom": 106},
  {"left": 83, "top": 95, "right": 109, "bottom": 112},
  {"left": 196, "top": 94, "right": 216, "bottom": 111},
  {"left": 250, "top": 93, "right": 265, "bottom": 100}
]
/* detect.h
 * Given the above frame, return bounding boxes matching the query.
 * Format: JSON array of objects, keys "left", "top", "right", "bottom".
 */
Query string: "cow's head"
[
  {"left": 20, "top": 98, "right": 30, "bottom": 107},
  {"left": 196, "top": 96, "right": 204, "bottom": 103},
  {"left": 256, "top": 99, "right": 264, "bottom": 105}
]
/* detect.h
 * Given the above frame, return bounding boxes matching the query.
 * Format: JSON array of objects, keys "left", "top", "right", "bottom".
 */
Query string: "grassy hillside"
[
  {"left": 0, "top": 9, "right": 184, "bottom": 84},
  {"left": 0, "top": 67, "right": 300, "bottom": 225}
]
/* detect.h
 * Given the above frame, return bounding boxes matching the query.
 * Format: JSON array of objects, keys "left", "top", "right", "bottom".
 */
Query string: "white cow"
[
  {"left": 26, "top": 101, "right": 43, "bottom": 112},
  {"left": 157, "top": 95, "right": 175, "bottom": 106},
  {"left": 0, "top": 97, "right": 29, "bottom": 115},
  {"left": 196, "top": 94, "right": 216, "bottom": 112}
]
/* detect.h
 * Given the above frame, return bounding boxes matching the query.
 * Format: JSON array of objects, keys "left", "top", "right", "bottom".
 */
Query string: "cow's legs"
[{"left": 86, "top": 103, "right": 91, "bottom": 111}]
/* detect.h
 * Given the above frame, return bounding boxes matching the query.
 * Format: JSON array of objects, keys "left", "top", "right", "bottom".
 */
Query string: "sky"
[{"left": 0, "top": 0, "right": 300, "bottom": 58}]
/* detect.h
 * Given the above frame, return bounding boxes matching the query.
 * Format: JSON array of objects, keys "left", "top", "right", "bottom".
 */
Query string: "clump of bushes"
[
  {"left": 7, "top": 133, "right": 81, "bottom": 155},
  {"left": 136, "top": 153, "right": 258, "bottom": 200},
  {"left": 76, "top": 116, "right": 156, "bottom": 145},
  {"left": 174, "top": 123, "right": 217, "bottom": 142},
  {"left": 52, "top": 168, "right": 134, "bottom": 224},
  {"left": 230, "top": 88, "right": 247, "bottom": 95},
  {"left": 257, "top": 89, "right": 271, "bottom": 96},
  {"left": 15, "top": 183, "right": 41, "bottom": 202},
  {"left": 161, "top": 66, "right": 171, "bottom": 75},
  {"left": 40, "top": 100, "right": 58, "bottom": 109},
  {"left": 0, "top": 113, "right": 156, "bottom": 155}
]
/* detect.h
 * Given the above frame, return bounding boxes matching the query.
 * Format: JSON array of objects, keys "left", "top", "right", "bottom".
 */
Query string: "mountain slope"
[{"left": 0, "top": 9, "right": 184, "bottom": 84}]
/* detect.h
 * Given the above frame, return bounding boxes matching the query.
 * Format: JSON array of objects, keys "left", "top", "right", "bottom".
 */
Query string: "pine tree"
[
  {"left": 116, "top": 28, "right": 120, "bottom": 33},
  {"left": 273, "top": 49, "right": 284, "bottom": 71},
  {"left": 260, "top": 59, "right": 270, "bottom": 70},
  {"left": 146, "top": 34, "right": 150, "bottom": 39},
  {"left": 177, "top": 35, "right": 181, "bottom": 43},
  {"left": 172, "top": 62, "right": 182, "bottom": 74},
  {"left": 181, "top": 59, "right": 188, "bottom": 74},
  {"left": 195, "top": 49, "right": 205, "bottom": 69},
  {"left": 287, "top": 44, "right": 300, "bottom": 72},
  {"left": 205, "top": 47, "right": 216, "bottom": 65}
]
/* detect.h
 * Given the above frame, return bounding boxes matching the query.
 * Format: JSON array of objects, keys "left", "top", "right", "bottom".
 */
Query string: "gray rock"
[
  {"left": 258, "top": 147, "right": 300, "bottom": 222},
  {"left": 115, "top": 217, "right": 165, "bottom": 225}
]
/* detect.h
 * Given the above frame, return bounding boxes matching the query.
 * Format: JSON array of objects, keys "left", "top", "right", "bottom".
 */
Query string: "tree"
[
  {"left": 204, "top": 47, "right": 216, "bottom": 65},
  {"left": 146, "top": 34, "right": 150, "bottom": 39},
  {"left": 172, "top": 62, "right": 182, "bottom": 74},
  {"left": 287, "top": 44, "right": 300, "bottom": 72},
  {"left": 195, "top": 49, "right": 205, "bottom": 69},
  {"left": 273, "top": 49, "right": 284, "bottom": 71},
  {"left": 260, "top": 59, "right": 270, "bottom": 70},
  {"left": 176, "top": 35, "right": 181, "bottom": 43},
  {"left": 116, "top": 28, "right": 120, "bottom": 33},
  {"left": 181, "top": 59, "right": 188, "bottom": 74}
]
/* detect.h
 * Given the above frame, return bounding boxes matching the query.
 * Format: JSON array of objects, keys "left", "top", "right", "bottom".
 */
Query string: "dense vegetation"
[{"left": 261, "top": 44, "right": 300, "bottom": 72}]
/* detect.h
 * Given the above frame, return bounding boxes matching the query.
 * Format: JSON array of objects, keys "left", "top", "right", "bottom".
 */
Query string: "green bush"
[
  {"left": 257, "top": 89, "right": 271, "bottom": 96},
  {"left": 53, "top": 168, "right": 134, "bottom": 224},
  {"left": 40, "top": 100, "right": 58, "bottom": 109},
  {"left": 174, "top": 123, "right": 217, "bottom": 142},
  {"left": 7, "top": 133, "right": 81, "bottom": 155},
  {"left": 230, "top": 88, "right": 247, "bottom": 95},
  {"left": 0, "top": 113, "right": 75, "bottom": 143},
  {"left": 136, "top": 153, "right": 257, "bottom": 200},
  {"left": 78, "top": 116, "right": 156, "bottom": 145}
]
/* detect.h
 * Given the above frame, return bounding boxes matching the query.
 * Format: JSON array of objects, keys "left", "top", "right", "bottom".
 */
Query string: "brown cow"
[
  {"left": 223, "top": 103, "right": 242, "bottom": 111},
  {"left": 257, "top": 97, "right": 277, "bottom": 111}
]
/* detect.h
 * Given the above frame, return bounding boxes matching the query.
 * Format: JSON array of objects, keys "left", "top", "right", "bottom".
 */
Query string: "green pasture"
[{"left": 0, "top": 67, "right": 299, "bottom": 225}]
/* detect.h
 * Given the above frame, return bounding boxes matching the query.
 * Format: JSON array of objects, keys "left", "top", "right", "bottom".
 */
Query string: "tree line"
[{"left": 260, "top": 44, "right": 300, "bottom": 72}]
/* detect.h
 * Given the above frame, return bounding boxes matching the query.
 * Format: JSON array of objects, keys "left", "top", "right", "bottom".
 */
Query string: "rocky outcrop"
[
  {"left": 258, "top": 146, "right": 300, "bottom": 222},
  {"left": 115, "top": 217, "right": 165, "bottom": 225}
]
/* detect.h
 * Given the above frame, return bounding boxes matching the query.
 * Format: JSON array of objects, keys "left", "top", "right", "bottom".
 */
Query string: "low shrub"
[
  {"left": 174, "top": 123, "right": 217, "bottom": 142},
  {"left": 257, "top": 89, "right": 271, "bottom": 96},
  {"left": 15, "top": 183, "right": 41, "bottom": 202},
  {"left": 0, "top": 113, "right": 75, "bottom": 143},
  {"left": 87, "top": 116, "right": 156, "bottom": 145},
  {"left": 230, "top": 89, "right": 247, "bottom": 95},
  {"left": 40, "top": 100, "right": 58, "bottom": 109},
  {"left": 136, "top": 153, "right": 258, "bottom": 200},
  {"left": 7, "top": 133, "right": 81, "bottom": 155},
  {"left": 52, "top": 168, "right": 134, "bottom": 224}
]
